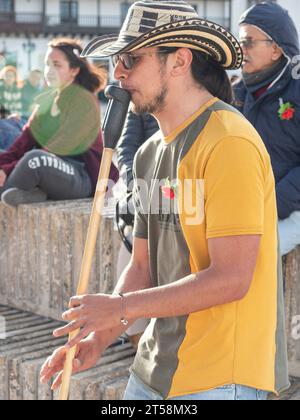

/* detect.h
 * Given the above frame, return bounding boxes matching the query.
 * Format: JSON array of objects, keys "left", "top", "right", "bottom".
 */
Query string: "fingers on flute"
[
  {"left": 65, "top": 328, "right": 90, "bottom": 350},
  {"left": 51, "top": 371, "right": 63, "bottom": 390},
  {"left": 51, "top": 359, "right": 82, "bottom": 390},
  {"left": 53, "top": 319, "right": 84, "bottom": 337},
  {"left": 69, "top": 295, "right": 83, "bottom": 308},
  {"left": 62, "top": 306, "right": 81, "bottom": 321},
  {"left": 40, "top": 347, "right": 66, "bottom": 384}
]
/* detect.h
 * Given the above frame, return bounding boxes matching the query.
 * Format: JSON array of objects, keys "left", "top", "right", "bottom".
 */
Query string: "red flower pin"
[
  {"left": 278, "top": 99, "right": 295, "bottom": 121},
  {"left": 161, "top": 178, "right": 177, "bottom": 200}
]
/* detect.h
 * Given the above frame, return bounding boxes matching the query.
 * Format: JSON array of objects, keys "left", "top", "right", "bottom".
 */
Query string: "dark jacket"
[
  {"left": 117, "top": 110, "right": 158, "bottom": 187},
  {"left": 234, "top": 3, "right": 300, "bottom": 220}
]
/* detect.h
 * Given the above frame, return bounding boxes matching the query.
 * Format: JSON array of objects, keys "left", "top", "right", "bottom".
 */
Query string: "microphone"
[{"left": 103, "top": 85, "right": 131, "bottom": 149}]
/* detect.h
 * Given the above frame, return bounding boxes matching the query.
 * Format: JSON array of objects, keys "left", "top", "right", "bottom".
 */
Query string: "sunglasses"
[
  {"left": 239, "top": 38, "right": 273, "bottom": 50},
  {"left": 112, "top": 50, "right": 171, "bottom": 70}
]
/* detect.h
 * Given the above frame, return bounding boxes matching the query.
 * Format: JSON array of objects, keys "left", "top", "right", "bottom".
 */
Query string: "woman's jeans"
[
  {"left": 0, "top": 149, "right": 92, "bottom": 200},
  {"left": 124, "top": 373, "right": 269, "bottom": 401},
  {"left": 0, "top": 118, "right": 26, "bottom": 151}
]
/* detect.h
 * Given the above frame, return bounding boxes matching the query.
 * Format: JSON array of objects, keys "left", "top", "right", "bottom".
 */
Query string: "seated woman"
[{"left": 0, "top": 38, "right": 118, "bottom": 206}]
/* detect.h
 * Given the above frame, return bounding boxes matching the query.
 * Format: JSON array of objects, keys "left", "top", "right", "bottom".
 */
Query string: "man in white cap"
[{"left": 40, "top": 1, "right": 289, "bottom": 400}]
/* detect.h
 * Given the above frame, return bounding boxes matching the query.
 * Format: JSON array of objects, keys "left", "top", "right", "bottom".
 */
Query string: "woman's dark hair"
[
  {"left": 159, "top": 47, "right": 233, "bottom": 104},
  {"left": 48, "top": 38, "right": 107, "bottom": 93}
]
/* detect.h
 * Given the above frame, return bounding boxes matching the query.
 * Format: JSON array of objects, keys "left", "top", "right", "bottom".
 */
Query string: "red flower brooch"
[
  {"left": 161, "top": 178, "right": 177, "bottom": 200},
  {"left": 278, "top": 98, "right": 295, "bottom": 121}
]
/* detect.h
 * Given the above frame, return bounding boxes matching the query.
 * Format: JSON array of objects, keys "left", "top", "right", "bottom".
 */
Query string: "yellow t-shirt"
[{"left": 132, "top": 97, "right": 289, "bottom": 398}]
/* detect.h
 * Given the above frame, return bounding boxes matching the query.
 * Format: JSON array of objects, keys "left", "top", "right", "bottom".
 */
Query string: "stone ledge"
[
  {"left": 283, "top": 248, "right": 300, "bottom": 369},
  {"left": 289, "top": 362, "right": 300, "bottom": 379},
  {"left": 0, "top": 305, "right": 134, "bottom": 400},
  {"left": 0, "top": 200, "right": 121, "bottom": 321}
]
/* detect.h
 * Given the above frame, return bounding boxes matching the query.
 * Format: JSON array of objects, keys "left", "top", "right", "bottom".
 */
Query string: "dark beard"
[{"left": 132, "top": 87, "right": 168, "bottom": 115}]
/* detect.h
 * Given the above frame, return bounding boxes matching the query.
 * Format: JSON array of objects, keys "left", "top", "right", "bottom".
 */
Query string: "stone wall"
[
  {"left": 0, "top": 305, "right": 134, "bottom": 400},
  {"left": 284, "top": 250, "right": 300, "bottom": 371},
  {"left": 0, "top": 200, "right": 132, "bottom": 401},
  {"left": 0, "top": 200, "right": 121, "bottom": 321}
]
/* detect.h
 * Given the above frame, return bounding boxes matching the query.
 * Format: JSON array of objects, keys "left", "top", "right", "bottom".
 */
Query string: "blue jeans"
[
  {"left": 0, "top": 118, "right": 25, "bottom": 150},
  {"left": 278, "top": 211, "right": 300, "bottom": 256},
  {"left": 123, "top": 373, "right": 269, "bottom": 401}
]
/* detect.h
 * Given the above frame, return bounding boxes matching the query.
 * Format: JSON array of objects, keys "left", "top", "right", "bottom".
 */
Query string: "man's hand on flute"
[
  {"left": 53, "top": 294, "right": 125, "bottom": 349},
  {"left": 40, "top": 334, "right": 103, "bottom": 390}
]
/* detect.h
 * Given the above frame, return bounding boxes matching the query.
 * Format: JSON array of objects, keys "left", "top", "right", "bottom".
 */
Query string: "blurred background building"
[{"left": 0, "top": 0, "right": 299, "bottom": 80}]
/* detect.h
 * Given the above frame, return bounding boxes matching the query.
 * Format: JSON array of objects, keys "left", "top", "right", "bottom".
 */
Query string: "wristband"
[{"left": 118, "top": 292, "right": 129, "bottom": 326}]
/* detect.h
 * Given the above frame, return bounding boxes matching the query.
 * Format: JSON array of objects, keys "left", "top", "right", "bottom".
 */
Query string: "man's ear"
[
  {"left": 171, "top": 48, "right": 193, "bottom": 77},
  {"left": 272, "top": 44, "right": 283, "bottom": 62}
]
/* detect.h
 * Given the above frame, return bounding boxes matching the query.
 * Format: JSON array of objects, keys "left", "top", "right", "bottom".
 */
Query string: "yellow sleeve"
[{"left": 204, "top": 136, "right": 266, "bottom": 238}]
